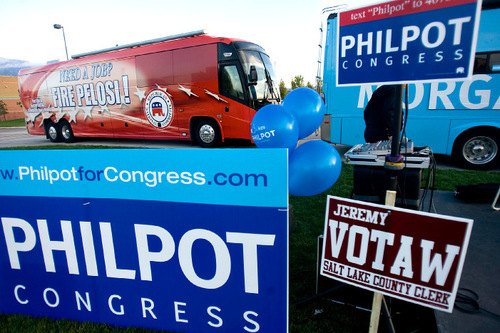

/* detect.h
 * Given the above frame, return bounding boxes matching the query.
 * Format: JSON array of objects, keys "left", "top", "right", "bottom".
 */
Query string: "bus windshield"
[{"left": 239, "top": 50, "right": 281, "bottom": 109}]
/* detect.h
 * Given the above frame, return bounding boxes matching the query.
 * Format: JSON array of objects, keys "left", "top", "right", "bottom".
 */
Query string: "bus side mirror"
[{"left": 248, "top": 65, "right": 258, "bottom": 85}]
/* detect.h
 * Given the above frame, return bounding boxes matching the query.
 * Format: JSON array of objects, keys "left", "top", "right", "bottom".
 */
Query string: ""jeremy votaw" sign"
[{"left": 320, "top": 196, "right": 473, "bottom": 312}]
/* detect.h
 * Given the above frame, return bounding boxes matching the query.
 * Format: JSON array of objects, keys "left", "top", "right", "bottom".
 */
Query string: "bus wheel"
[
  {"left": 59, "top": 120, "right": 75, "bottom": 143},
  {"left": 46, "top": 122, "right": 61, "bottom": 142},
  {"left": 453, "top": 128, "right": 499, "bottom": 170},
  {"left": 195, "top": 119, "right": 221, "bottom": 148}
]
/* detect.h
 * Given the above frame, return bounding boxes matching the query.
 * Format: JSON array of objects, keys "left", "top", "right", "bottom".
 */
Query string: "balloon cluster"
[{"left": 251, "top": 87, "right": 342, "bottom": 196}]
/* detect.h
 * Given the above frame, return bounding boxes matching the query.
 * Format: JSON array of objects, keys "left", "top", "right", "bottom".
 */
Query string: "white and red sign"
[{"left": 320, "top": 196, "right": 473, "bottom": 312}]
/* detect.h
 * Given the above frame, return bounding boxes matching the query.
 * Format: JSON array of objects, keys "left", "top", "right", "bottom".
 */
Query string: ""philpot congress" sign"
[{"left": 0, "top": 148, "right": 289, "bottom": 332}]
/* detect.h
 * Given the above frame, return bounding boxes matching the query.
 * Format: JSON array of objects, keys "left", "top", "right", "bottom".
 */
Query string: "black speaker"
[{"left": 353, "top": 165, "right": 421, "bottom": 209}]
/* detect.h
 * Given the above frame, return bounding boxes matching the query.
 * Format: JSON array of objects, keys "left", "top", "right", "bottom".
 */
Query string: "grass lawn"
[
  {"left": 0, "top": 118, "right": 25, "bottom": 127},
  {"left": 0, "top": 146, "right": 499, "bottom": 332}
]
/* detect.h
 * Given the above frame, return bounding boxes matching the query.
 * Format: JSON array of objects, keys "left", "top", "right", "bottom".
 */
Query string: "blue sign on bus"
[
  {"left": 321, "top": 2, "right": 500, "bottom": 170},
  {"left": 337, "top": 0, "right": 482, "bottom": 86}
]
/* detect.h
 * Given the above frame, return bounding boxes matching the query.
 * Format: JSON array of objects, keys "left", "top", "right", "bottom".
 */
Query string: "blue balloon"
[
  {"left": 251, "top": 104, "right": 299, "bottom": 151},
  {"left": 289, "top": 140, "right": 342, "bottom": 196},
  {"left": 282, "top": 87, "right": 325, "bottom": 140}
]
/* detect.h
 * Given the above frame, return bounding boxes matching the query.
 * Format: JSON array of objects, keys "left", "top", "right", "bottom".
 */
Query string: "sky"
[{"left": 0, "top": 0, "right": 379, "bottom": 86}]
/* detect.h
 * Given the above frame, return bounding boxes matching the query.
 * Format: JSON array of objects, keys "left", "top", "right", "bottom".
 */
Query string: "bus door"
[{"left": 218, "top": 61, "right": 253, "bottom": 139}]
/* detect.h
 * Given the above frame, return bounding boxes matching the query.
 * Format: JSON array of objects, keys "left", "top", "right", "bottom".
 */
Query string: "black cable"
[
  {"left": 399, "top": 84, "right": 409, "bottom": 145},
  {"left": 398, "top": 85, "right": 409, "bottom": 207},
  {"left": 294, "top": 284, "right": 346, "bottom": 306},
  {"left": 455, "top": 288, "right": 480, "bottom": 313},
  {"left": 455, "top": 288, "right": 500, "bottom": 319},
  {"left": 427, "top": 152, "right": 436, "bottom": 212},
  {"left": 419, "top": 158, "right": 430, "bottom": 211},
  {"left": 419, "top": 149, "right": 436, "bottom": 212}
]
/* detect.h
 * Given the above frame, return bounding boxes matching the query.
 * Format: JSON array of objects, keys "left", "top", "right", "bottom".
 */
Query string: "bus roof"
[
  {"left": 18, "top": 33, "right": 243, "bottom": 76},
  {"left": 72, "top": 30, "right": 207, "bottom": 59}
]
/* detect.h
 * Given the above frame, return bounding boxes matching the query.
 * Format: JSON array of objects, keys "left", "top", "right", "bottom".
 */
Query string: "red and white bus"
[{"left": 18, "top": 30, "right": 280, "bottom": 147}]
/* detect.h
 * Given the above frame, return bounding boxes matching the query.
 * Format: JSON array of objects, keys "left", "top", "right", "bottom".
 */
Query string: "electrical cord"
[
  {"left": 455, "top": 288, "right": 500, "bottom": 320},
  {"left": 397, "top": 85, "right": 410, "bottom": 208},
  {"left": 398, "top": 84, "right": 440, "bottom": 212},
  {"left": 419, "top": 149, "right": 436, "bottom": 212},
  {"left": 399, "top": 84, "right": 409, "bottom": 147}
]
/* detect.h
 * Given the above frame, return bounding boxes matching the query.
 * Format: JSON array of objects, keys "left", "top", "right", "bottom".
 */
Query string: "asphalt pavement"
[{"left": 425, "top": 190, "right": 500, "bottom": 333}]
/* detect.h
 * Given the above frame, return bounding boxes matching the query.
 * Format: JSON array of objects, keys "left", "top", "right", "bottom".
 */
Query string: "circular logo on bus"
[{"left": 144, "top": 89, "right": 174, "bottom": 128}]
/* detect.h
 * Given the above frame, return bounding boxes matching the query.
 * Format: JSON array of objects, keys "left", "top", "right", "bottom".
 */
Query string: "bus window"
[
  {"left": 473, "top": 52, "right": 500, "bottom": 74},
  {"left": 473, "top": 53, "right": 488, "bottom": 73},
  {"left": 136, "top": 51, "right": 173, "bottom": 87},
  {"left": 239, "top": 51, "right": 267, "bottom": 100},
  {"left": 221, "top": 65, "right": 245, "bottom": 101},
  {"left": 489, "top": 53, "right": 500, "bottom": 72},
  {"left": 238, "top": 50, "right": 280, "bottom": 109}
]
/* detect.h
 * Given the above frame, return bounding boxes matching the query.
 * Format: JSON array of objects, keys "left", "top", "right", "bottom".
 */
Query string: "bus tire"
[
  {"left": 194, "top": 118, "right": 221, "bottom": 148},
  {"left": 452, "top": 128, "right": 499, "bottom": 170},
  {"left": 46, "top": 122, "right": 61, "bottom": 143},
  {"left": 59, "top": 120, "right": 75, "bottom": 143}
]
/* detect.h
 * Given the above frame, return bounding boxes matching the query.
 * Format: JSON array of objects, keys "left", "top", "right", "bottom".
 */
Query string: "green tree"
[
  {"left": 316, "top": 79, "right": 323, "bottom": 94},
  {"left": 306, "top": 81, "right": 314, "bottom": 89},
  {"left": 291, "top": 75, "right": 305, "bottom": 90},
  {"left": 0, "top": 100, "right": 7, "bottom": 121},
  {"left": 279, "top": 79, "right": 288, "bottom": 98}
]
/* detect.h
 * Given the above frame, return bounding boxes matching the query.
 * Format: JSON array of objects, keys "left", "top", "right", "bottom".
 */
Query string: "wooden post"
[{"left": 368, "top": 190, "right": 396, "bottom": 333}]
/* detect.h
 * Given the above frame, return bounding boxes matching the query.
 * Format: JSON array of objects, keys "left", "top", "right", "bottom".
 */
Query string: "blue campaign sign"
[
  {"left": 336, "top": 0, "right": 482, "bottom": 86},
  {"left": 0, "top": 149, "right": 289, "bottom": 332}
]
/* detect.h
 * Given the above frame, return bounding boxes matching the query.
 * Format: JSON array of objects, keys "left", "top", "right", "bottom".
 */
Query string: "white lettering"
[
  {"left": 174, "top": 301, "right": 188, "bottom": 323},
  {"left": 243, "top": 311, "right": 260, "bottom": 333},
  {"left": 429, "top": 81, "right": 456, "bottom": 109},
  {"left": 141, "top": 298, "right": 157, "bottom": 319},
  {"left": 1, "top": 217, "right": 37, "bottom": 269},
  {"left": 409, "top": 83, "right": 424, "bottom": 109},
  {"left": 14, "top": 285, "right": 29, "bottom": 304},
  {"left": 341, "top": 17, "right": 472, "bottom": 58},
  {"left": 2, "top": 217, "right": 275, "bottom": 294},
  {"left": 43, "top": 288, "right": 60, "bottom": 308},
  {"left": 207, "top": 306, "right": 223, "bottom": 327},
  {"left": 422, "top": 22, "right": 446, "bottom": 48},
  {"left": 370, "top": 230, "right": 395, "bottom": 271},
  {"left": 401, "top": 25, "right": 420, "bottom": 51},
  {"left": 226, "top": 232, "right": 275, "bottom": 294},
  {"left": 420, "top": 240, "right": 460, "bottom": 286},
  {"left": 75, "top": 291, "right": 91, "bottom": 311},
  {"left": 346, "top": 225, "right": 369, "bottom": 265},
  {"left": 178, "top": 229, "right": 231, "bottom": 290},
  {"left": 390, "top": 235, "right": 414, "bottom": 278},
  {"left": 341, "top": 36, "right": 356, "bottom": 57},
  {"left": 80, "top": 222, "right": 99, "bottom": 276},
  {"left": 37, "top": 219, "right": 79, "bottom": 274},
  {"left": 448, "top": 17, "right": 471, "bottom": 45},
  {"left": 108, "top": 295, "right": 125, "bottom": 315},
  {"left": 135, "top": 224, "right": 175, "bottom": 281},
  {"left": 385, "top": 29, "right": 399, "bottom": 53},
  {"left": 328, "top": 219, "right": 349, "bottom": 258},
  {"left": 100, "top": 222, "right": 136, "bottom": 280},
  {"left": 357, "top": 32, "right": 373, "bottom": 55},
  {"left": 460, "top": 74, "right": 491, "bottom": 109}
]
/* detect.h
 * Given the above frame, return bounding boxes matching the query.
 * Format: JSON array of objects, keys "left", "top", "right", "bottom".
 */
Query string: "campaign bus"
[
  {"left": 320, "top": 2, "right": 500, "bottom": 169},
  {"left": 18, "top": 30, "right": 280, "bottom": 148}
]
